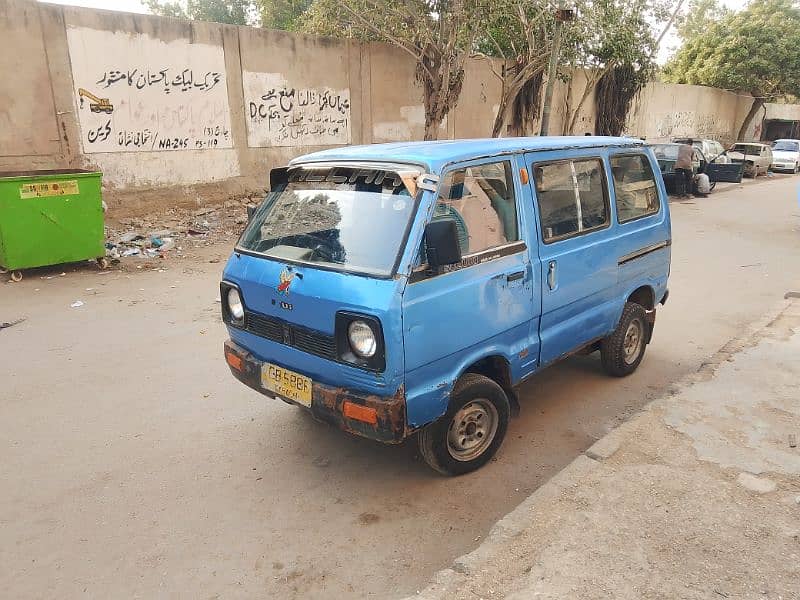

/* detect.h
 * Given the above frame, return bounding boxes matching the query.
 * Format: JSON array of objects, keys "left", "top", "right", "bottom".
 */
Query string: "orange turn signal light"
[
  {"left": 342, "top": 401, "right": 378, "bottom": 425},
  {"left": 226, "top": 351, "right": 243, "bottom": 372},
  {"left": 519, "top": 167, "right": 529, "bottom": 185}
]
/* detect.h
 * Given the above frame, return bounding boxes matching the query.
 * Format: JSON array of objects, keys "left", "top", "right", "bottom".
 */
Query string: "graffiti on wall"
[
  {"left": 654, "top": 110, "right": 733, "bottom": 141},
  {"left": 66, "top": 27, "right": 233, "bottom": 154},
  {"left": 243, "top": 72, "right": 350, "bottom": 147}
]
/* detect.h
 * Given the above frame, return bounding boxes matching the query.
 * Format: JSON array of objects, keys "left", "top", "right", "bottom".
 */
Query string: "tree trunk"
[
  {"left": 423, "top": 117, "right": 442, "bottom": 141},
  {"left": 491, "top": 96, "right": 509, "bottom": 138},
  {"left": 418, "top": 44, "right": 465, "bottom": 141},
  {"left": 561, "top": 73, "right": 574, "bottom": 136},
  {"left": 737, "top": 96, "right": 765, "bottom": 141}
]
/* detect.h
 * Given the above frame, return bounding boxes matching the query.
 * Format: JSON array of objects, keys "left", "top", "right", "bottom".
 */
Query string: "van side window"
[
  {"left": 434, "top": 161, "right": 518, "bottom": 255},
  {"left": 610, "top": 154, "right": 660, "bottom": 223},
  {"left": 534, "top": 158, "right": 609, "bottom": 243}
]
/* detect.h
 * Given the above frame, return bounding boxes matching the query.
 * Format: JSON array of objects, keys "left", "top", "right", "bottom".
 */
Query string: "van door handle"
[
  {"left": 506, "top": 271, "right": 525, "bottom": 282},
  {"left": 547, "top": 261, "right": 557, "bottom": 290}
]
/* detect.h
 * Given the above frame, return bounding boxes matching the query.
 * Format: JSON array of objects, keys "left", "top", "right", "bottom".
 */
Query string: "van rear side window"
[
  {"left": 610, "top": 154, "right": 660, "bottom": 223},
  {"left": 533, "top": 158, "right": 609, "bottom": 243}
]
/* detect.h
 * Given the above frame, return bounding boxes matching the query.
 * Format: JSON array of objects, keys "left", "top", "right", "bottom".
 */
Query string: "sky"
[{"left": 46, "top": 0, "right": 751, "bottom": 64}]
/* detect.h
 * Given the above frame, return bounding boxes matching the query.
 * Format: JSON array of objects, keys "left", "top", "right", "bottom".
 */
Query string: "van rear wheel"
[
  {"left": 600, "top": 302, "right": 648, "bottom": 377},
  {"left": 417, "top": 374, "right": 509, "bottom": 476}
]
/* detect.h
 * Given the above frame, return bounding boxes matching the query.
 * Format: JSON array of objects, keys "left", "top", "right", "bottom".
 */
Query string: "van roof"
[{"left": 291, "top": 136, "right": 645, "bottom": 172}]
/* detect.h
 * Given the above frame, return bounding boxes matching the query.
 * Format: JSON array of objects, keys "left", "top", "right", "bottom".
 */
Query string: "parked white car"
[
  {"left": 728, "top": 143, "right": 773, "bottom": 177},
  {"left": 673, "top": 138, "right": 731, "bottom": 163},
  {"left": 770, "top": 139, "right": 800, "bottom": 173}
]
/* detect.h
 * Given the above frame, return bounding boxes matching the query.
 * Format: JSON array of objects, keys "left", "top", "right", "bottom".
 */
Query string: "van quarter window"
[
  {"left": 433, "top": 161, "right": 518, "bottom": 255},
  {"left": 610, "top": 154, "right": 660, "bottom": 223},
  {"left": 534, "top": 158, "right": 609, "bottom": 243}
]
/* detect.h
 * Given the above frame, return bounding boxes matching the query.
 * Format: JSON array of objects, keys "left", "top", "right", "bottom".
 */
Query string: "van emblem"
[{"left": 277, "top": 269, "right": 295, "bottom": 294}]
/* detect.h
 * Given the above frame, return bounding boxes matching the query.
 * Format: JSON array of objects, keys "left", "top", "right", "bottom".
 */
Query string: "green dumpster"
[{"left": 0, "top": 169, "right": 106, "bottom": 281}]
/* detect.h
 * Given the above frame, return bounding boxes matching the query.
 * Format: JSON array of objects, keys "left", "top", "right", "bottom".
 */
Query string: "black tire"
[
  {"left": 600, "top": 302, "right": 649, "bottom": 377},
  {"left": 417, "top": 373, "right": 510, "bottom": 476}
]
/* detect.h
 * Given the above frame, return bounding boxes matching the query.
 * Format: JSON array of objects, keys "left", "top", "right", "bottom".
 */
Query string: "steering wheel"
[{"left": 309, "top": 243, "right": 334, "bottom": 263}]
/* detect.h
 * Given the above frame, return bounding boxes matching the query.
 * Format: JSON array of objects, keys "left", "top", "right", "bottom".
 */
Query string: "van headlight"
[
  {"left": 348, "top": 320, "right": 377, "bottom": 358},
  {"left": 227, "top": 287, "right": 244, "bottom": 321}
]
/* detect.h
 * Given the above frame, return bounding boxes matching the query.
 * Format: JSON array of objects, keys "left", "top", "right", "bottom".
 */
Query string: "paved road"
[{"left": 2, "top": 175, "right": 800, "bottom": 599}]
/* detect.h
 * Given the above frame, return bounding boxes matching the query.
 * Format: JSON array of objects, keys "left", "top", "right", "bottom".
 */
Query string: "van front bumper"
[{"left": 224, "top": 340, "right": 408, "bottom": 444}]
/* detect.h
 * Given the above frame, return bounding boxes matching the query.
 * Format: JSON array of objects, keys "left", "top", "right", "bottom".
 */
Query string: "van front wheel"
[
  {"left": 601, "top": 302, "right": 648, "bottom": 377},
  {"left": 417, "top": 374, "right": 510, "bottom": 476}
]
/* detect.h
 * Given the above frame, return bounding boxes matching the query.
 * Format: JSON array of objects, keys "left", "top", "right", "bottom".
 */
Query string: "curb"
[{"left": 408, "top": 295, "right": 797, "bottom": 599}]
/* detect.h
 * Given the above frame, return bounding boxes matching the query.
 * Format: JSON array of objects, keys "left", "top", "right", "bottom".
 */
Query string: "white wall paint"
[
  {"left": 66, "top": 26, "right": 233, "bottom": 154},
  {"left": 243, "top": 71, "right": 351, "bottom": 147},
  {"left": 372, "top": 105, "right": 446, "bottom": 142},
  {"left": 88, "top": 149, "right": 240, "bottom": 188}
]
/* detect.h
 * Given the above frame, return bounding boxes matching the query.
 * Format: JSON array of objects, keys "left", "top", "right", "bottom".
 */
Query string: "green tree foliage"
[
  {"left": 145, "top": 0, "right": 310, "bottom": 29},
  {"left": 144, "top": 0, "right": 259, "bottom": 25},
  {"left": 259, "top": 0, "right": 313, "bottom": 30},
  {"left": 560, "top": 0, "right": 663, "bottom": 135},
  {"left": 675, "top": 0, "right": 730, "bottom": 43},
  {"left": 472, "top": 1, "right": 555, "bottom": 136},
  {"left": 474, "top": 0, "right": 669, "bottom": 136},
  {"left": 664, "top": 0, "right": 800, "bottom": 139},
  {"left": 303, "top": 0, "right": 484, "bottom": 140}
]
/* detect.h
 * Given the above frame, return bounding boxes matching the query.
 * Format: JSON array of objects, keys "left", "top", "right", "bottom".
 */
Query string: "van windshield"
[{"left": 237, "top": 166, "right": 418, "bottom": 277}]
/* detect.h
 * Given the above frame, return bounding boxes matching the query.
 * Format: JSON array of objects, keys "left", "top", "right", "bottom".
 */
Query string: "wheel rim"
[
  {"left": 622, "top": 319, "right": 643, "bottom": 365},
  {"left": 446, "top": 399, "right": 499, "bottom": 462}
]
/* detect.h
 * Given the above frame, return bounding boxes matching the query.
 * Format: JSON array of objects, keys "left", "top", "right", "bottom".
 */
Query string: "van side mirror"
[{"left": 425, "top": 220, "right": 462, "bottom": 269}]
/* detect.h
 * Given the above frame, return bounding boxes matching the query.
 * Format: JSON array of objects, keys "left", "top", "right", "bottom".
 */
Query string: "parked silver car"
[
  {"left": 728, "top": 143, "right": 773, "bottom": 177},
  {"left": 770, "top": 139, "right": 800, "bottom": 173},
  {"left": 673, "top": 138, "right": 731, "bottom": 163}
]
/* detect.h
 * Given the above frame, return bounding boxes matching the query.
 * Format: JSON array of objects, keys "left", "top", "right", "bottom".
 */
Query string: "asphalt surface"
[{"left": 2, "top": 174, "right": 800, "bottom": 599}]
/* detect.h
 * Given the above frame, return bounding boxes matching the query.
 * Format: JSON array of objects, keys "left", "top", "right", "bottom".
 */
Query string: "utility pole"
[{"left": 540, "top": 1, "right": 574, "bottom": 136}]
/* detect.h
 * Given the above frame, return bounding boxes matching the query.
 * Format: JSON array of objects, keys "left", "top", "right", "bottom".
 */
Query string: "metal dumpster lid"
[{"left": 0, "top": 169, "right": 102, "bottom": 180}]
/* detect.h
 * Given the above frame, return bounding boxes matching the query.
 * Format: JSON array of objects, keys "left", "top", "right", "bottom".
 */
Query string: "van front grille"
[{"left": 244, "top": 311, "right": 337, "bottom": 361}]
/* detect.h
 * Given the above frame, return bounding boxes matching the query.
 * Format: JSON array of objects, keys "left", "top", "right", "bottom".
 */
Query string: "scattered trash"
[
  {"left": 0, "top": 317, "right": 26, "bottom": 331},
  {"left": 70, "top": 300, "right": 84, "bottom": 308},
  {"left": 790, "top": 433, "right": 797, "bottom": 448},
  {"left": 103, "top": 195, "right": 256, "bottom": 267}
]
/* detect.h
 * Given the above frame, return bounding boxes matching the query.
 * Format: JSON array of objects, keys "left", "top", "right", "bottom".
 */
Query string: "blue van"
[{"left": 221, "top": 137, "right": 671, "bottom": 475}]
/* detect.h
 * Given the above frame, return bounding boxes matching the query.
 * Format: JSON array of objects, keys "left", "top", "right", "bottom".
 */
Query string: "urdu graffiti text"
[{"left": 96, "top": 68, "right": 223, "bottom": 94}]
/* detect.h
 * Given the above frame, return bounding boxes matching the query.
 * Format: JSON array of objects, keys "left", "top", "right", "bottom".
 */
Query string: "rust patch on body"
[
  {"left": 223, "top": 339, "right": 409, "bottom": 444},
  {"left": 315, "top": 384, "right": 407, "bottom": 444}
]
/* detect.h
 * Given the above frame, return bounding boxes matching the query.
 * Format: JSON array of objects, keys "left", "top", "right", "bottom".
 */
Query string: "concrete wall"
[{"left": 2, "top": 0, "right": 798, "bottom": 214}]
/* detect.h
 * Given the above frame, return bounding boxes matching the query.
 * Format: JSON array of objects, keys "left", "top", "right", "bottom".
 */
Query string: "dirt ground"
[
  {"left": 414, "top": 299, "right": 800, "bottom": 600},
  {"left": 2, "top": 175, "right": 800, "bottom": 599}
]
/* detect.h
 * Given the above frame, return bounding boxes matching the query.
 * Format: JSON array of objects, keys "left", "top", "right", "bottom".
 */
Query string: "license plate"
[{"left": 261, "top": 363, "right": 312, "bottom": 407}]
